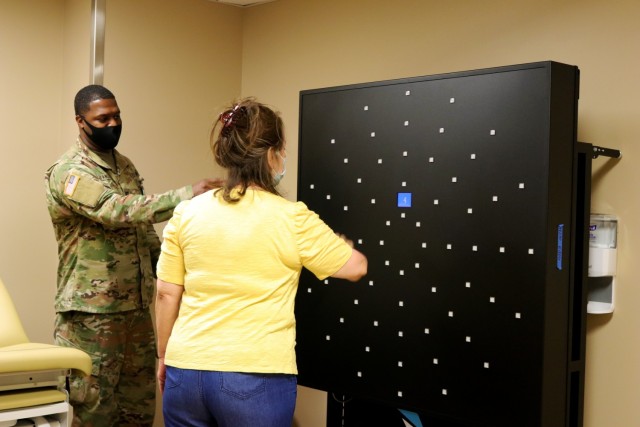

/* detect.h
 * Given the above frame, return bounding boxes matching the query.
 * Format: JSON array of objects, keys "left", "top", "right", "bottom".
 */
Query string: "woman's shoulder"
[{"left": 260, "top": 191, "right": 309, "bottom": 209}]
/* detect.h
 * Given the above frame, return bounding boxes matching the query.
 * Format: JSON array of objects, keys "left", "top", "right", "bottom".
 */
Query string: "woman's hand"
[{"left": 157, "top": 357, "right": 166, "bottom": 394}]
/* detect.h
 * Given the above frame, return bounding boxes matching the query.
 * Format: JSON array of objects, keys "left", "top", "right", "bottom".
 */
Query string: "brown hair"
[{"left": 211, "top": 97, "right": 285, "bottom": 202}]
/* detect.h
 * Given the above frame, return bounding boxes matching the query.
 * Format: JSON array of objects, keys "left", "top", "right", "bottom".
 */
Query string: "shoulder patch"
[
  {"left": 64, "top": 174, "right": 80, "bottom": 196},
  {"left": 63, "top": 173, "right": 106, "bottom": 207}
]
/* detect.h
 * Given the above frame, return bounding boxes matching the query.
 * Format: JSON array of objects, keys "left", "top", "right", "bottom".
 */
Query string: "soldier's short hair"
[{"left": 74, "top": 85, "right": 116, "bottom": 115}]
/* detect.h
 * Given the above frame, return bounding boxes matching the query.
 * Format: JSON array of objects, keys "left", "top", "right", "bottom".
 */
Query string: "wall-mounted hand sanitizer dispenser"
[{"left": 587, "top": 214, "right": 617, "bottom": 314}]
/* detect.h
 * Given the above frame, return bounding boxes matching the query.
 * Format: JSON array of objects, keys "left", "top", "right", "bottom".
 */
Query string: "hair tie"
[{"left": 219, "top": 105, "right": 246, "bottom": 137}]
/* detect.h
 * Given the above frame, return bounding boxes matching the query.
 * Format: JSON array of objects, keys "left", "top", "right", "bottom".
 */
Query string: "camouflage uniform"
[{"left": 44, "top": 139, "right": 192, "bottom": 427}]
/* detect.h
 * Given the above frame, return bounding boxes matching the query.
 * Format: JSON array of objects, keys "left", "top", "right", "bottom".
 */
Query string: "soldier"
[{"left": 44, "top": 84, "right": 220, "bottom": 427}]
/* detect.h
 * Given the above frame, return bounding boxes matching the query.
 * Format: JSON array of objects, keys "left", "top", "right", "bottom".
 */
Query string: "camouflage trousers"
[{"left": 54, "top": 309, "right": 157, "bottom": 427}]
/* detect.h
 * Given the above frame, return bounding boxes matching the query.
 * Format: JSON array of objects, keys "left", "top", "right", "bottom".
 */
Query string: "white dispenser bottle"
[{"left": 587, "top": 214, "right": 617, "bottom": 314}]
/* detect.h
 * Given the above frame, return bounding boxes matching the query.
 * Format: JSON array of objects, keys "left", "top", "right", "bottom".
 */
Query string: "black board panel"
[{"left": 296, "top": 61, "right": 585, "bottom": 427}]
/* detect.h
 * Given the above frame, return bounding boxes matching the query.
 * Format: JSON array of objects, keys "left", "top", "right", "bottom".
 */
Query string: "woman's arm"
[
  {"left": 331, "top": 248, "right": 367, "bottom": 282},
  {"left": 330, "top": 235, "right": 368, "bottom": 282},
  {"left": 155, "top": 279, "right": 183, "bottom": 392}
]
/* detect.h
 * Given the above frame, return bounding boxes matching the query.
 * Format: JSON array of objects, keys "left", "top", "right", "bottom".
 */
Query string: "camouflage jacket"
[{"left": 44, "top": 140, "right": 192, "bottom": 313}]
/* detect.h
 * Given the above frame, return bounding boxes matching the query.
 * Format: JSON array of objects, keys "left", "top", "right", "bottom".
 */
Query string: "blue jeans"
[{"left": 163, "top": 367, "right": 297, "bottom": 427}]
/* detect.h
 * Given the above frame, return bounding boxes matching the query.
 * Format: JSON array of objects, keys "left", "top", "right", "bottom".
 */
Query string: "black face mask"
[{"left": 81, "top": 118, "right": 122, "bottom": 150}]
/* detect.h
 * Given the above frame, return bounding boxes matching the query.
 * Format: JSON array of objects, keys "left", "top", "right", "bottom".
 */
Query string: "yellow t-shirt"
[{"left": 156, "top": 188, "right": 353, "bottom": 374}]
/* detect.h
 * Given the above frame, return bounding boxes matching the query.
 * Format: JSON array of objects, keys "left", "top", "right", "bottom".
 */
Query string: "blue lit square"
[{"left": 397, "top": 192, "right": 412, "bottom": 208}]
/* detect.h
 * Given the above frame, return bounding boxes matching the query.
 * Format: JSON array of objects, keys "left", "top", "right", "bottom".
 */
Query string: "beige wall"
[
  {"left": 0, "top": 0, "right": 67, "bottom": 343},
  {"left": 104, "top": 0, "right": 241, "bottom": 198},
  {"left": 1, "top": 0, "right": 639, "bottom": 426},
  {"left": 61, "top": 0, "right": 93, "bottom": 147}
]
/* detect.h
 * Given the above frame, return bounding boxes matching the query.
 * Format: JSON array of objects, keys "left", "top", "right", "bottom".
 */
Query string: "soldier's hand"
[{"left": 192, "top": 178, "right": 224, "bottom": 196}]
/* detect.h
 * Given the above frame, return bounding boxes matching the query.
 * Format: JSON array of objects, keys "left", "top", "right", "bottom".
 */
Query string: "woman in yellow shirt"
[{"left": 155, "top": 98, "right": 367, "bottom": 427}]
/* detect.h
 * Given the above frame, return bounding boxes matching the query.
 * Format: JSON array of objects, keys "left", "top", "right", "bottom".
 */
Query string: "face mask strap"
[{"left": 273, "top": 149, "right": 286, "bottom": 186}]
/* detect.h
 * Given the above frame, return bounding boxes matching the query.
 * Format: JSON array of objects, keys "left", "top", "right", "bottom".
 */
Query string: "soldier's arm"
[{"left": 48, "top": 165, "right": 192, "bottom": 227}]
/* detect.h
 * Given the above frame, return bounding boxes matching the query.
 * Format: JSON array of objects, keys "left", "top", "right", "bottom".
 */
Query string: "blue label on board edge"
[{"left": 556, "top": 224, "right": 564, "bottom": 270}]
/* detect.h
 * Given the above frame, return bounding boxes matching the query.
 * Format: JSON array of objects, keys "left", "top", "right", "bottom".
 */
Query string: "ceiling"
[{"left": 207, "top": 0, "right": 277, "bottom": 7}]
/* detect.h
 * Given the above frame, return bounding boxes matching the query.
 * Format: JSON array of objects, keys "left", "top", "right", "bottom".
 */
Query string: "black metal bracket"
[{"left": 584, "top": 144, "right": 622, "bottom": 159}]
